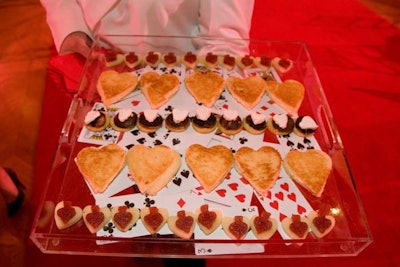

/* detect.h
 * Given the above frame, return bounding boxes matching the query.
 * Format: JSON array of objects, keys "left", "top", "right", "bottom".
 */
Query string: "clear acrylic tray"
[{"left": 30, "top": 35, "right": 372, "bottom": 258}]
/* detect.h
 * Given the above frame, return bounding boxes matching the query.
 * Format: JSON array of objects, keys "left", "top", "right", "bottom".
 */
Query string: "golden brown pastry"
[
  {"left": 185, "top": 144, "right": 234, "bottom": 193},
  {"left": 234, "top": 146, "right": 282, "bottom": 196},
  {"left": 96, "top": 70, "right": 139, "bottom": 107},
  {"left": 126, "top": 144, "right": 181, "bottom": 196},
  {"left": 226, "top": 76, "right": 266, "bottom": 110},
  {"left": 283, "top": 149, "right": 332, "bottom": 197},
  {"left": 75, "top": 144, "right": 126, "bottom": 194}
]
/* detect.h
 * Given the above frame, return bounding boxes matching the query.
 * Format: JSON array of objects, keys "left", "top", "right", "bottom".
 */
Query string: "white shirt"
[{"left": 41, "top": 0, "right": 254, "bottom": 54}]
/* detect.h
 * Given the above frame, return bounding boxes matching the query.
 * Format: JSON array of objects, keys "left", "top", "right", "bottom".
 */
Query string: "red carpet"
[{"left": 29, "top": 0, "right": 400, "bottom": 266}]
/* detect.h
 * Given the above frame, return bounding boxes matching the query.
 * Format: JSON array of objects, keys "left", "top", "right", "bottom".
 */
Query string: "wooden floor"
[{"left": 0, "top": 0, "right": 399, "bottom": 266}]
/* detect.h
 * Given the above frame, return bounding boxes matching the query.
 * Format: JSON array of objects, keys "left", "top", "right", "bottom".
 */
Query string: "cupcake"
[
  {"left": 294, "top": 115, "right": 318, "bottom": 137},
  {"left": 110, "top": 109, "right": 137, "bottom": 132},
  {"left": 267, "top": 113, "right": 295, "bottom": 135},
  {"left": 137, "top": 109, "right": 163, "bottom": 133},
  {"left": 165, "top": 108, "right": 190, "bottom": 132},
  {"left": 243, "top": 112, "right": 267, "bottom": 135},
  {"left": 191, "top": 106, "right": 218, "bottom": 134},
  {"left": 218, "top": 110, "right": 243, "bottom": 135},
  {"left": 84, "top": 110, "right": 110, "bottom": 132}
]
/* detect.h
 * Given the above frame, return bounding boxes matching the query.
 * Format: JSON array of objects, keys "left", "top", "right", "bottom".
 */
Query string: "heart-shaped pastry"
[
  {"left": 140, "top": 206, "right": 169, "bottom": 235},
  {"left": 265, "top": 79, "right": 305, "bottom": 115},
  {"left": 195, "top": 204, "right": 222, "bottom": 235},
  {"left": 281, "top": 214, "right": 310, "bottom": 242},
  {"left": 221, "top": 215, "right": 250, "bottom": 240},
  {"left": 283, "top": 149, "right": 332, "bottom": 197},
  {"left": 75, "top": 144, "right": 126, "bottom": 194},
  {"left": 54, "top": 201, "right": 83, "bottom": 230},
  {"left": 184, "top": 71, "right": 225, "bottom": 107},
  {"left": 307, "top": 210, "right": 336, "bottom": 238},
  {"left": 83, "top": 205, "right": 112, "bottom": 233},
  {"left": 111, "top": 206, "right": 140, "bottom": 232},
  {"left": 226, "top": 76, "right": 266, "bottom": 110},
  {"left": 234, "top": 146, "right": 282, "bottom": 196},
  {"left": 167, "top": 210, "right": 196, "bottom": 239},
  {"left": 185, "top": 144, "right": 234, "bottom": 193},
  {"left": 140, "top": 71, "right": 180, "bottom": 109},
  {"left": 97, "top": 70, "right": 139, "bottom": 107},
  {"left": 126, "top": 144, "right": 181, "bottom": 195},
  {"left": 250, "top": 211, "right": 277, "bottom": 240}
]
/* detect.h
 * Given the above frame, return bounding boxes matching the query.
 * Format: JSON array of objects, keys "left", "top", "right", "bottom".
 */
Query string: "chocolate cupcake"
[
  {"left": 110, "top": 109, "right": 137, "bottom": 132},
  {"left": 192, "top": 107, "right": 218, "bottom": 134},
  {"left": 267, "top": 114, "right": 295, "bottom": 135},
  {"left": 84, "top": 110, "right": 110, "bottom": 132},
  {"left": 165, "top": 108, "right": 190, "bottom": 132},
  {"left": 243, "top": 112, "right": 267, "bottom": 135},
  {"left": 137, "top": 109, "right": 163, "bottom": 133},
  {"left": 218, "top": 110, "right": 243, "bottom": 135},
  {"left": 294, "top": 115, "right": 318, "bottom": 137}
]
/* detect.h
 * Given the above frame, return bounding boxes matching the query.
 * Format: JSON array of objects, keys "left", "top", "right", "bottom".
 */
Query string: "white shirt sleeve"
[
  {"left": 40, "top": 0, "right": 93, "bottom": 52},
  {"left": 196, "top": 0, "right": 254, "bottom": 55}
]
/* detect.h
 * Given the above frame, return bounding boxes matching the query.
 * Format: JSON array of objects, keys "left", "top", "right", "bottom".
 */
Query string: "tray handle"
[{"left": 317, "top": 104, "right": 344, "bottom": 152}]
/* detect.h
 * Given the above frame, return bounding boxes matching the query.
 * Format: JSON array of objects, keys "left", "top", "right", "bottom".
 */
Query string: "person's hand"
[{"left": 60, "top": 31, "right": 93, "bottom": 58}]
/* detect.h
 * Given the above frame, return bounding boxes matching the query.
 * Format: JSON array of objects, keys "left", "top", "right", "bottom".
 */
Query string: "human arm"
[{"left": 40, "top": 0, "right": 93, "bottom": 56}]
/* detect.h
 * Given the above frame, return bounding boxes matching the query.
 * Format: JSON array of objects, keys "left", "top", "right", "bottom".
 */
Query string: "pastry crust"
[
  {"left": 82, "top": 205, "right": 112, "bottom": 234},
  {"left": 167, "top": 210, "right": 196, "bottom": 239},
  {"left": 192, "top": 119, "right": 217, "bottom": 134},
  {"left": 140, "top": 72, "right": 180, "bottom": 109},
  {"left": 185, "top": 144, "right": 234, "bottom": 193},
  {"left": 307, "top": 210, "right": 336, "bottom": 238},
  {"left": 265, "top": 80, "right": 305, "bottom": 116},
  {"left": 75, "top": 144, "right": 126, "bottom": 194},
  {"left": 184, "top": 71, "right": 225, "bottom": 108},
  {"left": 250, "top": 211, "right": 277, "bottom": 239},
  {"left": 226, "top": 76, "right": 266, "bottom": 110},
  {"left": 283, "top": 149, "right": 332, "bottom": 197},
  {"left": 234, "top": 146, "right": 282, "bottom": 196},
  {"left": 54, "top": 201, "right": 83, "bottom": 230},
  {"left": 221, "top": 215, "right": 250, "bottom": 240},
  {"left": 96, "top": 70, "right": 139, "bottom": 107},
  {"left": 126, "top": 145, "right": 181, "bottom": 195},
  {"left": 281, "top": 215, "right": 310, "bottom": 243},
  {"left": 111, "top": 206, "right": 140, "bottom": 232},
  {"left": 140, "top": 207, "right": 169, "bottom": 235},
  {"left": 195, "top": 204, "right": 222, "bottom": 235}
]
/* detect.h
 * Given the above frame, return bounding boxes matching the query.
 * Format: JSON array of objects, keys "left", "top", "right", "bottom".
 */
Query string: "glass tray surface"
[{"left": 30, "top": 35, "right": 372, "bottom": 258}]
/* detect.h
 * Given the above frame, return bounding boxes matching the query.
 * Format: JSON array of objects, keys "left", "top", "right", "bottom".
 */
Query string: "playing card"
[
  {"left": 190, "top": 169, "right": 254, "bottom": 208},
  {"left": 77, "top": 102, "right": 121, "bottom": 145}
]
